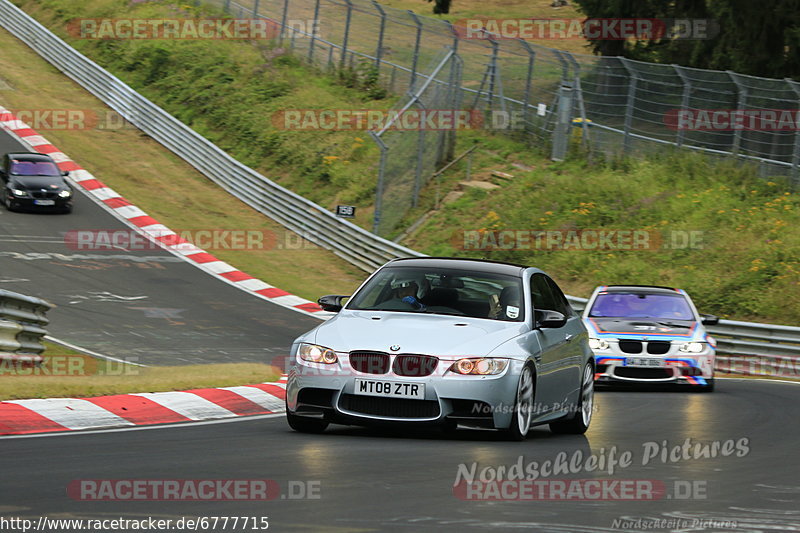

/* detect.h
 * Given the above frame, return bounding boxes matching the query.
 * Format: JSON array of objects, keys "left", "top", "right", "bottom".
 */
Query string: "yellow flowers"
[
  {"left": 749, "top": 258, "right": 764, "bottom": 272},
  {"left": 570, "top": 201, "right": 595, "bottom": 215}
]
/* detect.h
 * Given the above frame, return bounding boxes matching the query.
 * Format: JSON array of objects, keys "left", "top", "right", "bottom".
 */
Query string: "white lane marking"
[
  {"left": 221, "top": 386, "right": 284, "bottom": 412},
  {"left": 44, "top": 335, "right": 147, "bottom": 366},
  {"left": 131, "top": 391, "right": 237, "bottom": 420},
  {"left": 4, "top": 399, "right": 135, "bottom": 430},
  {"left": 0, "top": 413, "right": 284, "bottom": 440}
]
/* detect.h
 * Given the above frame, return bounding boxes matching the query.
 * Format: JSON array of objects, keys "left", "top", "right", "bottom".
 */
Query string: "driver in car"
[{"left": 380, "top": 279, "right": 427, "bottom": 310}]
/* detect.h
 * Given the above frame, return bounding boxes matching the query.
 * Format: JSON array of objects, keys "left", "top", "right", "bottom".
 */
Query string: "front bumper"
[
  {"left": 8, "top": 195, "right": 72, "bottom": 210},
  {"left": 593, "top": 353, "right": 714, "bottom": 386},
  {"left": 286, "top": 356, "right": 523, "bottom": 430}
]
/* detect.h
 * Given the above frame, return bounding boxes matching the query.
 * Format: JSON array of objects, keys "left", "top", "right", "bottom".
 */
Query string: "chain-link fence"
[{"left": 209, "top": 0, "right": 800, "bottom": 236}]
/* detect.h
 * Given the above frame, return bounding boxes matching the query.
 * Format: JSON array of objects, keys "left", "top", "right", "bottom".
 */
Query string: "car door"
[
  {"left": 545, "top": 275, "right": 585, "bottom": 398},
  {"left": 528, "top": 273, "right": 578, "bottom": 408}
]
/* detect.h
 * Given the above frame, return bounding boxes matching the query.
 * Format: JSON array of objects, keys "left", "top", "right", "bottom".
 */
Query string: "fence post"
[
  {"left": 619, "top": 57, "right": 638, "bottom": 155},
  {"left": 787, "top": 79, "right": 800, "bottom": 187},
  {"left": 563, "top": 52, "right": 590, "bottom": 150},
  {"left": 308, "top": 0, "right": 321, "bottom": 64},
  {"left": 340, "top": 0, "right": 353, "bottom": 69},
  {"left": 253, "top": 0, "right": 260, "bottom": 16},
  {"left": 408, "top": 11, "right": 423, "bottom": 92},
  {"left": 673, "top": 64, "right": 691, "bottom": 147},
  {"left": 372, "top": 0, "right": 386, "bottom": 73},
  {"left": 518, "top": 40, "right": 536, "bottom": 136},
  {"left": 727, "top": 71, "right": 747, "bottom": 155},
  {"left": 413, "top": 99, "right": 426, "bottom": 207},
  {"left": 551, "top": 82, "right": 573, "bottom": 161},
  {"left": 279, "top": 0, "right": 289, "bottom": 44},
  {"left": 224, "top": 0, "right": 231, "bottom": 14},
  {"left": 370, "top": 131, "right": 388, "bottom": 234}
]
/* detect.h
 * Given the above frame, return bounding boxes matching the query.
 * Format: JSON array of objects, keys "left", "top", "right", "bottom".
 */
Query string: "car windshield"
[
  {"left": 10, "top": 160, "right": 61, "bottom": 176},
  {"left": 588, "top": 292, "right": 694, "bottom": 321},
  {"left": 347, "top": 266, "right": 524, "bottom": 321}
]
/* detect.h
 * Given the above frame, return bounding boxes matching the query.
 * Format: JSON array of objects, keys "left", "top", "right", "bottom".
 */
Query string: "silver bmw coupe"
[{"left": 285, "top": 257, "right": 594, "bottom": 440}]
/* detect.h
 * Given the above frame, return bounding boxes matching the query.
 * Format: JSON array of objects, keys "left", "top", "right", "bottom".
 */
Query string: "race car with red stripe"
[{"left": 582, "top": 285, "right": 718, "bottom": 391}]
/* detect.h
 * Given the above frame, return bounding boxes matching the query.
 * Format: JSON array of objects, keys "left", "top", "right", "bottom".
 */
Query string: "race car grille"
[
  {"left": 614, "top": 366, "right": 674, "bottom": 379},
  {"left": 646, "top": 341, "right": 671, "bottom": 355},
  {"left": 618, "top": 340, "right": 643, "bottom": 354},
  {"left": 339, "top": 394, "right": 440, "bottom": 418},
  {"left": 349, "top": 351, "right": 390, "bottom": 374},
  {"left": 31, "top": 191, "right": 57, "bottom": 199},
  {"left": 392, "top": 354, "right": 438, "bottom": 377}
]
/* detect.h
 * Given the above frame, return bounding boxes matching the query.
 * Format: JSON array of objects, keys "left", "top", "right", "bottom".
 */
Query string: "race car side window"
[
  {"left": 531, "top": 274, "right": 568, "bottom": 315},
  {"left": 545, "top": 276, "right": 573, "bottom": 317}
]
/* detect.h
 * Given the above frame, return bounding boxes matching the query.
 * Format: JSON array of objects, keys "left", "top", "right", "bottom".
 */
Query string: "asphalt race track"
[
  {"left": 0, "top": 129, "right": 320, "bottom": 365},
  {"left": 3, "top": 379, "right": 799, "bottom": 532}
]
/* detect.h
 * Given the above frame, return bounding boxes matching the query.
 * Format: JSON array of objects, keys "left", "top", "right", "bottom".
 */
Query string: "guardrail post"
[
  {"left": 372, "top": 0, "right": 386, "bottom": 73},
  {"left": 408, "top": 11, "right": 423, "bottom": 92},
  {"left": 727, "top": 71, "right": 747, "bottom": 155},
  {"left": 619, "top": 57, "right": 638, "bottom": 155},
  {"left": 308, "top": 0, "right": 321, "bottom": 64},
  {"left": 550, "top": 81, "right": 573, "bottom": 161},
  {"left": 340, "top": 0, "right": 353, "bottom": 69},
  {"left": 673, "top": 64, "right": 692, "bottom": 147}
]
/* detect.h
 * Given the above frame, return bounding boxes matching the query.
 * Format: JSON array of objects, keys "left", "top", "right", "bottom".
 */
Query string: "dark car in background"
[{"left": 0, "top": 152, "right": 74, "bottom": 213}]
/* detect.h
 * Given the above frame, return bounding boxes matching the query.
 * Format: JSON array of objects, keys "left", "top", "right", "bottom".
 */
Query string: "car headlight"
[
  {"left": 298, "top": 343, "right": 338, "bottom": 364},
  {"left": 58, "top": 189, "right": 72, "bottom": 198},
  {"left": 588, "top": 338, "right": 609, "bottom": 350},
  {"left": 11, "top": 188, "right": 27, "bottom": 197},
  {"left": 679, "top": 342, "right": 704, "bottom": 353},
  {"left": 449, "top": 358, "right": 509, "bottom": 375}
]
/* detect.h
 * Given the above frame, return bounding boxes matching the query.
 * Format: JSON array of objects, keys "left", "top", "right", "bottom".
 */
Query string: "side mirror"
[
  {"left": 536, "top": 309, "right": 567, "bottom": 329},
  {"left": 701, "top": 314, "right": 719, "bottom": 326},
  {"left": 62, "top": 170, "right": 70, "bottom": 177},
  {"left": 318, "top": 295, "right": 348, "bottom": 313}
]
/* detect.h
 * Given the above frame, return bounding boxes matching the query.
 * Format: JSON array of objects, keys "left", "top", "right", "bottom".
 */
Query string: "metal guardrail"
[
  {"left": 0, "top": 289, "right": 51, "bottom": 364},
  {"left": 0, "top": 0, "right": 422, "bottom": 273},
  {"left": 0, "top": 0, "right": 797, "bottom": 379}
]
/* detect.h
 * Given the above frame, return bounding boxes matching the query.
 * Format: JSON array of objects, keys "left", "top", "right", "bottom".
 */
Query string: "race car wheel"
[{"left": 504, "top": 365, "right": 534, "bottom": 441}]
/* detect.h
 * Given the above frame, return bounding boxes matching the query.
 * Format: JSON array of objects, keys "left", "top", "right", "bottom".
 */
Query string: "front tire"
[
  {"left": 503, "top": 365, "right": 535, "bottom": 441},
  {"left": 286, "top": 411, "right": 329, "bottom": 433},
  {"left": 550, "top": 362, "right": 594, "bottom": 435}
]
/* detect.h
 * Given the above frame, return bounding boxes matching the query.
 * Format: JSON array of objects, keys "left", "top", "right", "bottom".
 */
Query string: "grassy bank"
[{"left": 5, "top": 0, "right": 800, "bottom": 324}]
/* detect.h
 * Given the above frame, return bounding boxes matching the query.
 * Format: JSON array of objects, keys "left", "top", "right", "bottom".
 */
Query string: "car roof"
[
  {"left": 599, "top": 285, "right": 683, "bottom": 295},
  {"left": 386, "top": 257, "right": 529, "bottom": 277},
  {"left": 6, "top": 152, "right": 56, "bottom": 163}
]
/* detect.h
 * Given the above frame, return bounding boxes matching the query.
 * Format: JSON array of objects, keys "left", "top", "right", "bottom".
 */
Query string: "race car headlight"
[
  {"left": 588, "top": 338, "right": 609, "bottom": 350},
  {"left": 11, "top": 188, "right": 27, "bottom": 197},
  {"left": 58, "top": 189, "right": 72, "bottom": 198},
  {"left": 450, "top": 358, "right": 509, "bottom": 375},
  {"left": 679, "top": 342, "right": 704, "bottom": 353},
  {"left": 298, "top": 343, "right": 338, "bottom": 364}
]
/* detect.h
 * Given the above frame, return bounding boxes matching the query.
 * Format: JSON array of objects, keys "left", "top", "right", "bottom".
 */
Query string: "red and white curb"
[
  {"left": 0, "top": 375, "right": 288, "bottom": 435},
  {"left": 0, "top": 105, "right": 331, "bottom": 319}
]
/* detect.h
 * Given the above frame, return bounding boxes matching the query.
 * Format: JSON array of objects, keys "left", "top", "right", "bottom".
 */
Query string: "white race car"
[{"left": 582, "top": 285, "right": 718, "bottom": 391}]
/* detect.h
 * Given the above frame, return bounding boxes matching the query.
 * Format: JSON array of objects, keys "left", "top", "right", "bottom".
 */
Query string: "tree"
[
  {"left": 426, "top": 0, "right": 452, "bottom": 15},
  {"left": 572, "top": 0, "right": 800, "bottom": 79}
]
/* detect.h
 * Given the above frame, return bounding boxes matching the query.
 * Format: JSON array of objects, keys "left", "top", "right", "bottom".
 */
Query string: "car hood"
[
  {"left": 584, "top": 317, "right": 703, "bottom": 341},
  {"left": 11, "top": 176, "right": 67, "bottom": 190},
  {"left": 306, "top": 310, "right": 527, "bottom": 357}
]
